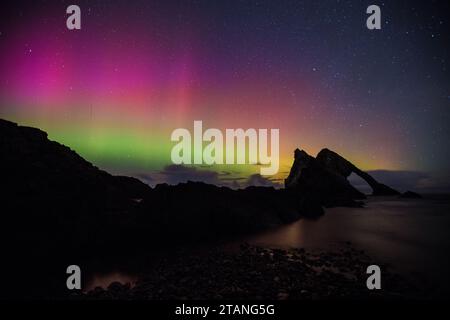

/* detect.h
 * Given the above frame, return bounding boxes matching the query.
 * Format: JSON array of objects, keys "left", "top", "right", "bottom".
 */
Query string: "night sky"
[{"left": 0, "top": 0, "right": 449, "bottom": 191}]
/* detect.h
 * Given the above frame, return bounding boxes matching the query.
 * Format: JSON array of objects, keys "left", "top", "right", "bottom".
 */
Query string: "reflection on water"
[
  {"left": 245, "top": 196, "right": 450, "bottom": 290},
  {"left": 85, "top": 196, "right": 450, "bottom": 293}
]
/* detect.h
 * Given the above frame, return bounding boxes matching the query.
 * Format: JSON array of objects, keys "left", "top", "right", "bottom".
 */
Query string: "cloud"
[
  {"left": 158, "top": 164, "right": 222, "bottom": 185},
  {"left": 244, "top": 174, "right": 282, "bottom": 188},
  {"left": 132, "top": 166, "right": 285, "bottom": 189}
]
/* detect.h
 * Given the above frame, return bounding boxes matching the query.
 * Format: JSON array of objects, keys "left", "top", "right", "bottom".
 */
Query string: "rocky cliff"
[{"left": 285, "top": 148, "right": 400, "bottom": 206}]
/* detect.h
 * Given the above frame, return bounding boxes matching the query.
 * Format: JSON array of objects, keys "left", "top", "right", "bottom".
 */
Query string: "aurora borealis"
[{"left": 1, "top": 0, "right": 449, "bottom": 189}]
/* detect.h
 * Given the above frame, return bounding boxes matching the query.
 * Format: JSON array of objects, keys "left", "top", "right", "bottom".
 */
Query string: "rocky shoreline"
[{"left": 79, "top": 244, "right": 419, "bottom": 300}]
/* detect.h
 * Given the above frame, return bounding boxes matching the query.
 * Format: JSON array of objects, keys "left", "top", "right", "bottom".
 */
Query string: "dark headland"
[{"left": 0, "top": 119, "right": 424, "bottom": 299}]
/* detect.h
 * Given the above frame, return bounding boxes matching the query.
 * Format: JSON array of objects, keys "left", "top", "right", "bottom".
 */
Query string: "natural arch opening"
[{"left": 348, "top": 172, "right": 372, "bottom": 195}]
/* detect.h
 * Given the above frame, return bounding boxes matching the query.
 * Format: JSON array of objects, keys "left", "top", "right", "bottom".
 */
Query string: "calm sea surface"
[{"left": 86, "top": 196, "right": 450, "bottom": 294}]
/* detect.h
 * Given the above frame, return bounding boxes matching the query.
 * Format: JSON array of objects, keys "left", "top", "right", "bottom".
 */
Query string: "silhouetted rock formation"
[
  {"left": 285, "top": 148, "right": 400, "bottom": 206},
  {"left": 0, "top": 118, "right": 157, "bottom": 224},
  {"left": 285, "top": 149, "right": 364, "bottom": 208},
  {"left": 316, "top": 148, "right": 400, "bottom": 196},
  {"left": 1, "top": 119, "right": 402, "bottom": 242},
  {"left": 0, "top": 118, "right": 402, "bottom": 245},
  {"left": 0, "top": 119, "right": 159, "bottom": 296}
]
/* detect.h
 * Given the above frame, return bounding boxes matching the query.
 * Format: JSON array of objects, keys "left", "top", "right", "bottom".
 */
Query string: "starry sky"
[{"left": 0, "top": 0, "right": 449, "bottom": 191}]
